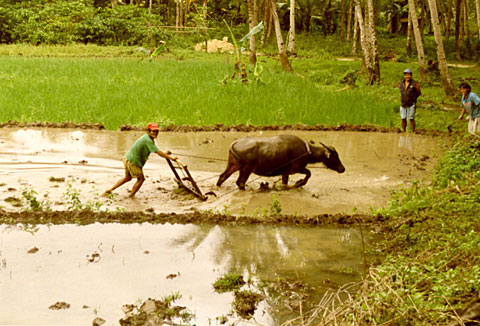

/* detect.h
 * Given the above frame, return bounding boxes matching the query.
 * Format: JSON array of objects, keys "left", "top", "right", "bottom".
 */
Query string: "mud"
[
  {"left": 0, "top": 127, "right": 446, "bottom": 222},
  {"left": 0, "top": 119, "right": 456, "bottom": 137}
]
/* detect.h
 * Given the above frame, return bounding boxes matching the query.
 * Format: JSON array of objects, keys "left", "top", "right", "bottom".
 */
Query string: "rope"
[
  {"left": 170, "top": 152, "right": 227, "bottom": 162},
  {"left": 169, "top": 150, "right": 326, "bottom": 199}
]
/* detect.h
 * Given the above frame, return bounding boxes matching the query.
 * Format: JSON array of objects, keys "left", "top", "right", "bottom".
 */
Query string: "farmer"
[
  {"left": 458, "top": 82, "right": 480, "bottom": 136},
  {"left": 399, "top": 68, "right": 421, "bottom": 133},
  {"left": 103, "top": 123, "right": 177, "bottom": 198}
]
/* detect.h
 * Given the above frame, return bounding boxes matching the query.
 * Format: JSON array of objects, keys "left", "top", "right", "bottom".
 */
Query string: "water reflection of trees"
[
  {"left": 172, "top": 224, "right": 364, "bottom": 284},
  {"left": 172, "top": 224, "right": 365, "bottom": 324}
]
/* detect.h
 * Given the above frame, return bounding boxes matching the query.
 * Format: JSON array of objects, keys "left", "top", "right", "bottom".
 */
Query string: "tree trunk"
[
  {"left": 271, "top": 0, "right": 293, "bottom": 72},
  {"left": 352, "top": 7, "right": 359, "bottom": 54},
  {"left": 446, "top": 0, "right": 453, "bottom": 39},
  {"left": 419, "top": 0, "right": 426, "bottom": 42},
  {"left": 476, "top": 0, "right": 480, "bottom": 42},
  {"left": 347, "top": 0, "right": 353, "bottom": 41},
  {"left": 366, "top": 0, "right": 380, "bottom": 83},
  {"left": 427, "top": 0, "right": 456, "bottom": 96},
  {"left": 288, "top": 0, "right": 296, "bottom": 54},
  {"left": 247, "top": 0, "right": 258, "bottom": 65},
  {"left": 355, "top": 0, "right": 375, "bottom": 84},
  {"left": 463, "top": 0, "right": 471, "bottom": 55},
  {"left": 340, "top": 0, "right": 346, "bottom": 41},
  {"left": 305, "top": 0, "right": 312, "bottom": 35},
  {"left": 408, "top": 0, "right": 428, "bottom": 80},
  {"left": 407, "top": 11, "right": 413, "bottom": 56},
  {"left": 262, "top": 0, "right": 274, "bottom": 46},
  {"left": 176, "top": 0, "right": 180, "bottom": 31},
  {"left": 455, "top": 0, "right": 463, "bottom": 60}
]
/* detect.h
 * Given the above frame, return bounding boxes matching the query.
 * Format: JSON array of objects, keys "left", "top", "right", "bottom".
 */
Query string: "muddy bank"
[
  {"left": 0, "top": 208, "right": 381, "bottom": 226},
  {"left": 0, "top": 120, "right": 457, "bottom": 137}
]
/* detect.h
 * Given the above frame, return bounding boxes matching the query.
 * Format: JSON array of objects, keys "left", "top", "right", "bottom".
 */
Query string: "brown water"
[
  {"left": 0, "top": 128, "right": 443, "bottom": 215},
  {"left": 0, "top": 223, "right": 367, "bottom": 325}
]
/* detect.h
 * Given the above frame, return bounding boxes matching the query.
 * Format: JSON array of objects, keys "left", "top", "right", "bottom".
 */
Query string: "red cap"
[{"left": 147, "top": 123, "right": 160, "bottom": 131}]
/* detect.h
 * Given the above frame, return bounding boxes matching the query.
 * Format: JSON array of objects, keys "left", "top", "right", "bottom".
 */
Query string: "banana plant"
[
  {"left": 136, "top": 41, "right": 167, "bottom": 61},
  {"left": 223, "top": 20, "right": 264, "bottom": 83}
]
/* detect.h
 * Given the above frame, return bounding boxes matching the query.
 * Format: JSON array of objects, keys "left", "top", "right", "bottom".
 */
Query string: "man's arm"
[
  {"left": 156, "top": 150, "right": 177, "bottom": 161},
  {"left": 415, "top": 82, "right": 421, "bottom": 97}
]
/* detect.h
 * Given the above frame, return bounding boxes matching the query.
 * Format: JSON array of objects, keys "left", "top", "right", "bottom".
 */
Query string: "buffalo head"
[{"left": 310, "top": 142, "right": 345, "bottom": 173}]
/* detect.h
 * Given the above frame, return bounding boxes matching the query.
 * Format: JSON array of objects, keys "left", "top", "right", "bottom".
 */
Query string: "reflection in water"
[{"left": 0, "top": 223, "right": 368, "bottom": 326}]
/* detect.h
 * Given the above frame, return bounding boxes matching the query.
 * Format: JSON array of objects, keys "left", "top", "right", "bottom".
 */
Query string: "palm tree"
[
  {"left": 427, "top": 0, "right": 456, "bottom": 96},
  {"left": 476, "top": 0, "right": 480, "bottom": 44},
  {"left": 288, "top": 0, "right": 296, "bottom": 54},
  {"left": 247, "top": 0, "right": 258, "bottom": 65},
  {"left": 271, "top": 0, "right": 293, "bottom": 72},
  {"left": 408, "top": 0, "right": 428, "bottom": 80},
  {"left": 354, "top": 0, "right": 379, "bottom": 84}
]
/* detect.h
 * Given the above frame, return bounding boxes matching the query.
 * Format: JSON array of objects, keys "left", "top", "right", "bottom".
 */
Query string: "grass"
[
  {"left": 289, "top": 136, "right": 480, "bottom": 326},
  {"left": 0, "top": 54, "right": 400, "bottom": 130},
  {"left": 5, "top": 35, "right": 479, "bottom": 131}
]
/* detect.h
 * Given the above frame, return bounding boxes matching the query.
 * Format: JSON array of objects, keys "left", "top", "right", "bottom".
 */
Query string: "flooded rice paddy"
[
  {"left": 0, "top": 128, "right": 444, "bottom": 325},
  {"left": 0, "top": 223, "right": 368, "bottom": 325},
  {"left": 0, "top": 128, "right": 444, "bottom": 215}
]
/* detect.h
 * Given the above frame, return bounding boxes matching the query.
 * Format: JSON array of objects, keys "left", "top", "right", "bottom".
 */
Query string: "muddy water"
[
  {"left": 0, "top": 128, "right": 443, "bottom": 215},
  {"left": 0, "top": 223, "right": 368, "bottom": 325}
]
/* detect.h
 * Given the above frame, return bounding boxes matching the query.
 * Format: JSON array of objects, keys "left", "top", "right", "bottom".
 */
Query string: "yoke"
[{"left": 165, "top": 158, "right": 208, "bottom": 201}]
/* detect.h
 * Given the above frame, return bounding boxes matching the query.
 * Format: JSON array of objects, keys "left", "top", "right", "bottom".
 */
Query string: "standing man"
[
  {"left": 399, "top": 68, "right": 421, "bottom": 133},
  {"left": 103, "top": 123, "right": 177, "bottom": 198},
  {"left": 458, "top": 82, "right": 480, "bottom": 136}
]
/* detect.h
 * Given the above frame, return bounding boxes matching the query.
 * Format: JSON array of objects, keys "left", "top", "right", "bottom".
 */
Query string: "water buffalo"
[{"left": 216, "top": 134, "right": 345, "bottom": 190}]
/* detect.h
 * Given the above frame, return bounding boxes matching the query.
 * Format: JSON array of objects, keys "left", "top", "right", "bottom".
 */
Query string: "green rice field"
[{"left": 0, "top": 55, "right": 398, "bottom": 130}]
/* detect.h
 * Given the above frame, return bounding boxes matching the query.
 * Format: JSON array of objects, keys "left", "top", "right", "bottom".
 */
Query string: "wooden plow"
[{"left": 165, "top": 158, "right": 210, "bottom": 201}]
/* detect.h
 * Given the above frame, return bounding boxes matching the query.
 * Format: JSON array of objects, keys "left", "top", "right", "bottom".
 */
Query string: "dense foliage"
[{"left": 1, "top": 0, "right": 479, "bottom": 59}]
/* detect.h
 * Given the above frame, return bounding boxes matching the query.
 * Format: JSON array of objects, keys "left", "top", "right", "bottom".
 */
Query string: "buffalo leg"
[
  {"left": 236, "top": 167, "right": 252, "bottom": 190},
  {"left": 217, "top": 153, "right": 239, "bottom": 187},
  {"left": 294, "top": 168, "right": 311, "bottom": 188},
  {"left": 282, "top": 174, "right": 289, "bottom": 185}
]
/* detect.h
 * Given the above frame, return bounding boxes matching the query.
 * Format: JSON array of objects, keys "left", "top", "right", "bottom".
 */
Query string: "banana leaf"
[{"left": 239, "top": 21, "right": 264, "bottom": 43}]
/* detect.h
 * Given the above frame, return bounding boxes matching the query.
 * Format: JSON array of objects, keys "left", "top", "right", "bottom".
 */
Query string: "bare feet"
[{"left": 101, "top": 190, "right": 112, "bottom": 197}]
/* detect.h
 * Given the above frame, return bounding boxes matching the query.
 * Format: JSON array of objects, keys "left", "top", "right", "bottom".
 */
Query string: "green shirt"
[{"left": 125, "top": 133, "right": 159, "bottom": 167}]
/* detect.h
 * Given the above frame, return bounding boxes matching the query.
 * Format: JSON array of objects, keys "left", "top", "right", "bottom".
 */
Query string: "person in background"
[
  {"left": 399, "top": 68, "right": 421, "bottom": 133},
  {"left": 458, "top": 82, "right": 480, "bottom": 136},
  {"left": 103, "top": 123, "right": 177, "bottom": 198}
]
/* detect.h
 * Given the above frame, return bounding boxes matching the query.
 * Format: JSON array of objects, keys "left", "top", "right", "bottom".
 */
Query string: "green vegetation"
[
  {"left": 313, "top": 136, "right": 480, "bottom": 325},
  {"left": 2, "top": 38, "right": 478, "bottom": 131},
  {"left": 213, "top": 273, "right": 246, "bottom": 293}
]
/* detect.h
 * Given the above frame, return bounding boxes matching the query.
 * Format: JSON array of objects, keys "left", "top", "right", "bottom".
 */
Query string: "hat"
[
  {"left": 403, "top": 68, "right": 412, "bottom": 74},
  {"left": 147, "top": 123, "right": 160, "bottom": 131}
]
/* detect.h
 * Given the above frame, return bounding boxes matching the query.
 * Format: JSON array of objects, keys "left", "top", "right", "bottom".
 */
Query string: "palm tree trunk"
[
  {"left": 352, "top": 7, "right": 359, "bottom": 54},
  {"left": 455, "top": 0, "right": 463, "bottom": 60},
  {"left": 463, "top": 0, "right": 471, "bottom": 54},
  {"left": 355, "top": 0, "right": 375, "bottom": 84},
  {"left": 347, "top": 0, "right": 353, "bottom": 41},
  {"left": 407, "top": 9, "right": 413, "bottom": 55},
  {"left": 476, "top": 0, "right": 480, "bottom": 42},
  {"left": 340, "top": 0, "right": 346, "bottom": 41},
  {"left": 427, "top": 0, "right": 456, "bottom": 96},
  {"left": 366, "top": 0, "right": 380, "bottom": 83},
  {"left": 271, "top": 0, "right": 293, "bottom": 72},
  {"left": 446, "top": 0, "right": 453, "bottom": 39},
  {"left": 408, "top": 0, "right": 428, "bottom": 80},
  {"left": 288, "top": 0, "right": 296, "bottom": 54},
  {"left": 247, "top": 0, "right": 258, "bottom": 65}
]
